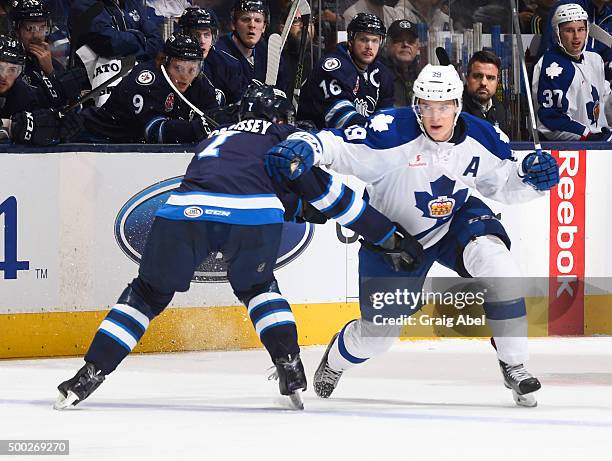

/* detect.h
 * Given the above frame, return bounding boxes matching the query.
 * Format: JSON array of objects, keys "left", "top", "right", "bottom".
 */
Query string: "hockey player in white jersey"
[
  {"left": 265, "top": 64, "right": 560, "bottom": 407},
  {"left": 532, "top": 3, "right": 612, "bottom": 141}
]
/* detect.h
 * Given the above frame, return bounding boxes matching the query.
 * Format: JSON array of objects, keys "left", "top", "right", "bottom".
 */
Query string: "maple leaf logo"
[
  {"left": 369, "top": 114, "right": 394, "bottom": 132},
  {"left": 414, "top": 176, "right": 468, "bottom": 221},
  {"left": 545, "top": 62, "right": 563, "bottom": 79}
]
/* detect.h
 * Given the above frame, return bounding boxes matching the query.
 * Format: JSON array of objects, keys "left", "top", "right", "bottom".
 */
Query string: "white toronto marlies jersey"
[
  {"left": 533, "top": 48, "right": 611, "bottom": 141},
  {"left": 298, "top": 108, "right": 543, "bottom": 249}
]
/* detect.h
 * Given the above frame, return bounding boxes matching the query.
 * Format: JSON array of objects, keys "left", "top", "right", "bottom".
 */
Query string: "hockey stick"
[
  {"left": 589, "top": 23, "right": 612, "bottom": 48},
  {"left": 68, "top": 2, "right": 105, "bottom": 68},
  {"left": 510, "top": 0, "right": 542, "bottom": 154},
  {"left": 265, "top": 0, "right": 310, "bottom": 86},
  {"left": 160, "top": 64, "right": 220, "bottom": 128},
  {"left": 291, "top": 3, "right": 311, "bottom": 110},
  {"left": 61, "top": 55, "right": 136, "bottom": 113},
  {"left": 266, "top": 34, "right": 283, "bottom": 85},
  {"left": 435, "top": 46, "right": 450, "bottom": 66}
]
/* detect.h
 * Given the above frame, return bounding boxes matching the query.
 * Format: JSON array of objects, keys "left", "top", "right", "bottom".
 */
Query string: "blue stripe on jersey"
[
  {"left": 98, "top": 329, "right": 132, "bottom": 352},
  {"left": 326, "top": 107, "right": 421, "bottom": 150},
  {"left": 461, "top": 113, "right": 512, "bottom": 160},
  {"left": 107, "top": 309, "right": 146, "bottom": 338},
  {"left": 337, "top": 323, "right": 367, "bottom": 364},
  {"left": 156, "top": 204, "right": 285, "bottom": 225},
  {"left": 325, "top": 100, "right": 354, "bottom": 125},
  {"left": 374, "top": 226, "right": 396, "bottom": 246},
  {"left": 171, "top": 190, "right": 282, "bottom": 200},
  {"left": 484, "top": 299, "right": 527, "bottom": 320}
]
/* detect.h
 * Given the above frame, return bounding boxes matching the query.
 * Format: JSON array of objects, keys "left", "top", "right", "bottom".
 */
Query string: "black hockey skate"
[
  {"left": 270, "top": 354, "right": 307, "bottom": 410},
  {"left": 313, "top": 333, "right": 343, "bottom": 398},
  {"left": 54, "top": 362, "right": 106, "bottom": 410},
  {"left": 499, "top": 360, "right": 541, "bottom": 408}
]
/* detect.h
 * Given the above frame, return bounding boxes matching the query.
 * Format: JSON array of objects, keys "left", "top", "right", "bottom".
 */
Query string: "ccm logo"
[
  {"left": 553, "top": 151, "right": 583, "bottom": 296},
  {"left": 205, "top": 209, "right": 231, "bottom": 217},
  {"left": 24, "top": 112, "right": 34, "bottom": 140}
]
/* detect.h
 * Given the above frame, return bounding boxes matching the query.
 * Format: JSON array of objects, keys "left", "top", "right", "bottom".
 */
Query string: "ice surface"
[{"left": 1, "top": 338, "right": 611, "bottom": 460}]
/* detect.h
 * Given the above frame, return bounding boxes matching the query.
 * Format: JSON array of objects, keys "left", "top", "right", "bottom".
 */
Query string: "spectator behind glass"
[
  {"left": 463, "top": 50, "right": 508, "bottom": 133},
  {"left": 532, "top": 3, "right": 611, "bottom": 141},
  {"left": 343, "top": 0, "right": 404, "bottom": 30},
  {"left": 11, "top": 0, "right": 64, "bottom": 79},
  {"left": 279, "top": 6, "right": 314, "bottom": 93},
  {"left": 68, "top": 0, "right": 164, "bottom": 64},
  {"left": 379, "top": 19, "right": 420, "bottom": 107},
  {"left": 394, "top": 0, "right": 450, "bottom": 31},
  {"left": 519, "top": 0, "right": 556, "bottom": 33}
]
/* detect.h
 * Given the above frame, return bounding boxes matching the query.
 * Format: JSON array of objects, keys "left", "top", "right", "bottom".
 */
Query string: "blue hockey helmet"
[{"left": 239, "top": 83, "right": 294, "bottom": 124}]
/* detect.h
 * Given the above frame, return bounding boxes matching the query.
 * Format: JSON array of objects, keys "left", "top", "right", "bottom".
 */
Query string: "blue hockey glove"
[
  {"left": 521, "top": 151, "right": 559, "bottom": 191},
  {"left": 361, "top": 223, "right": 424, "bottom": 272},
  {"left": 265, "top": 139, "right": 315, "bottom": 181}
]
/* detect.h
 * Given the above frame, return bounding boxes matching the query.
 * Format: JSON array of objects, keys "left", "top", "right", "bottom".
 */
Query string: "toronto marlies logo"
[{"left": 415, "top": 176, "right": 468, "bottom": 220}]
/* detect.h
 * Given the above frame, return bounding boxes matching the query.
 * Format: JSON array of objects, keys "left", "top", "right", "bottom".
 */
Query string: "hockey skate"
[
  {"left": 313, "top": 333, "right": 343, "bottom": 398},
  {"left": 54, "top": 362, "right": 106, "bottom": 410},
  {"left": 498, "top": 360, "right": 541, "bottom": 407},
  {"left": 269, "top": 354, "right": 307, "bottom": 410}
]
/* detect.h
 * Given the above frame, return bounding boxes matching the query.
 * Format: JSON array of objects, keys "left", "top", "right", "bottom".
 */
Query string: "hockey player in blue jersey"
[
  {"left": 266, "top": 64, "right": 560, "bottom": 407},
  {"left": 297, "top": 12, "right": 394, "bottom": 129},
  {"left": 216, "top": 0, "right": 290, "bottom": 95},
  {"left": 178, "top": 6, "right": 249, "bottom": 106},
  {"left": 533, "top": 3, "right": 611, "bottom": 141},
  {"left": 53, "top": 83, "right": 422, "bottom": 411},
  {"left": 78, "top": 33, "right": 218, "bottom": 143}
]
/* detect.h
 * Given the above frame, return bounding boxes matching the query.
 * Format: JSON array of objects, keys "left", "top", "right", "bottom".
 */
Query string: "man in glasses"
[
  {"left": 380, "top": 19, "right": 421, "bottom": 107},
  {"left": 266, "top": 63, "right": 560, "bottom": 408},
  {"left": 297, "top": 12, "right": 394, "bottom": 129}
]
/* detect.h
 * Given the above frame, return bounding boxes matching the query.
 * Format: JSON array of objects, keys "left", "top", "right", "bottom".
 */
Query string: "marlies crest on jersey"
[{"left": 415, "top": 176, "right": 468, "bottom": 220}]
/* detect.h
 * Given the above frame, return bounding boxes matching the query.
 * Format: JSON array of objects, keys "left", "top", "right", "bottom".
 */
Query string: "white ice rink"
[{"left": 1, "top": 338, "right": 611, "bottom": 461}]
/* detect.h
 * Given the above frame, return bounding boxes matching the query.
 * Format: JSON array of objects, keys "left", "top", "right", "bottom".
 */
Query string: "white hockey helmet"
[
  {"left": 412, "top": 64, "right": 463, "bottom": 138},
  {"left": 552, "top": 3, "right": 589, "bottom": 57}
]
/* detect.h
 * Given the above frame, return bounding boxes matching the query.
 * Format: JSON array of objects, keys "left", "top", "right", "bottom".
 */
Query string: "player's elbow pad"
[{"left": 324, "top": 99, "right": 366, "bottom": 128}]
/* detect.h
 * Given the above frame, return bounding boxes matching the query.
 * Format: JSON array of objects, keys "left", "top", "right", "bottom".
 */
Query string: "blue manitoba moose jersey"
[
  {"left": 297, "top": 43, "right": 394, "bottom": 129},
  {"left": 157, "top": 120, "right": 298, "bottom": 225}
]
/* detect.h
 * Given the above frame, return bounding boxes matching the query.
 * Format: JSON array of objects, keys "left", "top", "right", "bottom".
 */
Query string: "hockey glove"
[
  {"left": 585, "top": 127, "right": 612, "bottom": 142},
  {"left": 361, "top": 223, "right": 424, "bottom": 272},
  {"left": 520, "top": 151, "right": 559, "bottom": 191},
  {"left": 265, "top": 139, "right": 314, "bottom": 182},
  {"left": 54, "top": 67, "right": 91, "bottom": 103},
  {"left": 11, "top": 109, "right": 61, "bottom": 146},
  {"left": 191, "top": 116, "right": 212, "bottom": 140},
  {"left": 59, "top": 111, "right": 84, "bottom": 142},
  {"left": 297, "top": 201, "right": 328, "bottom": 224}
]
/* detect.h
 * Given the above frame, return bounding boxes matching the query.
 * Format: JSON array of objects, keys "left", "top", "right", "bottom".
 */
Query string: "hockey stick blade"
[
  {"left": 435, "top": 47, "right": 451, "bottom": 66},
  {"left": 62, "top": 55, "right": 136, "bottom": 113},
  {"left": 160, "top": 64, "right": 219, "bottom": 128},
  {"left": 68, "top": 2, "right": 104, "bottom": 68},
  {"left": 589, "top": 23, "right": 612, "bottom": 48},
  {"left": 266, "top": 33, "right": 282, "bottom": 86},
  {"left": 298, "top": 0, "right": 311, "bottom": 16}
]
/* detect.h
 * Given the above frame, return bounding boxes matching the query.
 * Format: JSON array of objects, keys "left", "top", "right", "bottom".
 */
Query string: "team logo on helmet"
[
  {"left": 164, "top": 92, "right": 175, "bottom": 112},
  {"left": 323, "top": 57, "right": 341, "bottom": 71},
  {"left": 137, "top": 69, "right": 155, "bottom": 85},
  {"left": 399, "top": 20, "right": 413, "bottom": 29},
  {"left": 428, "top": 196, "right": 455, "bottom": 218},
  {"left": 128, "top": 9, "right": 140, "bottom": 22}
]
